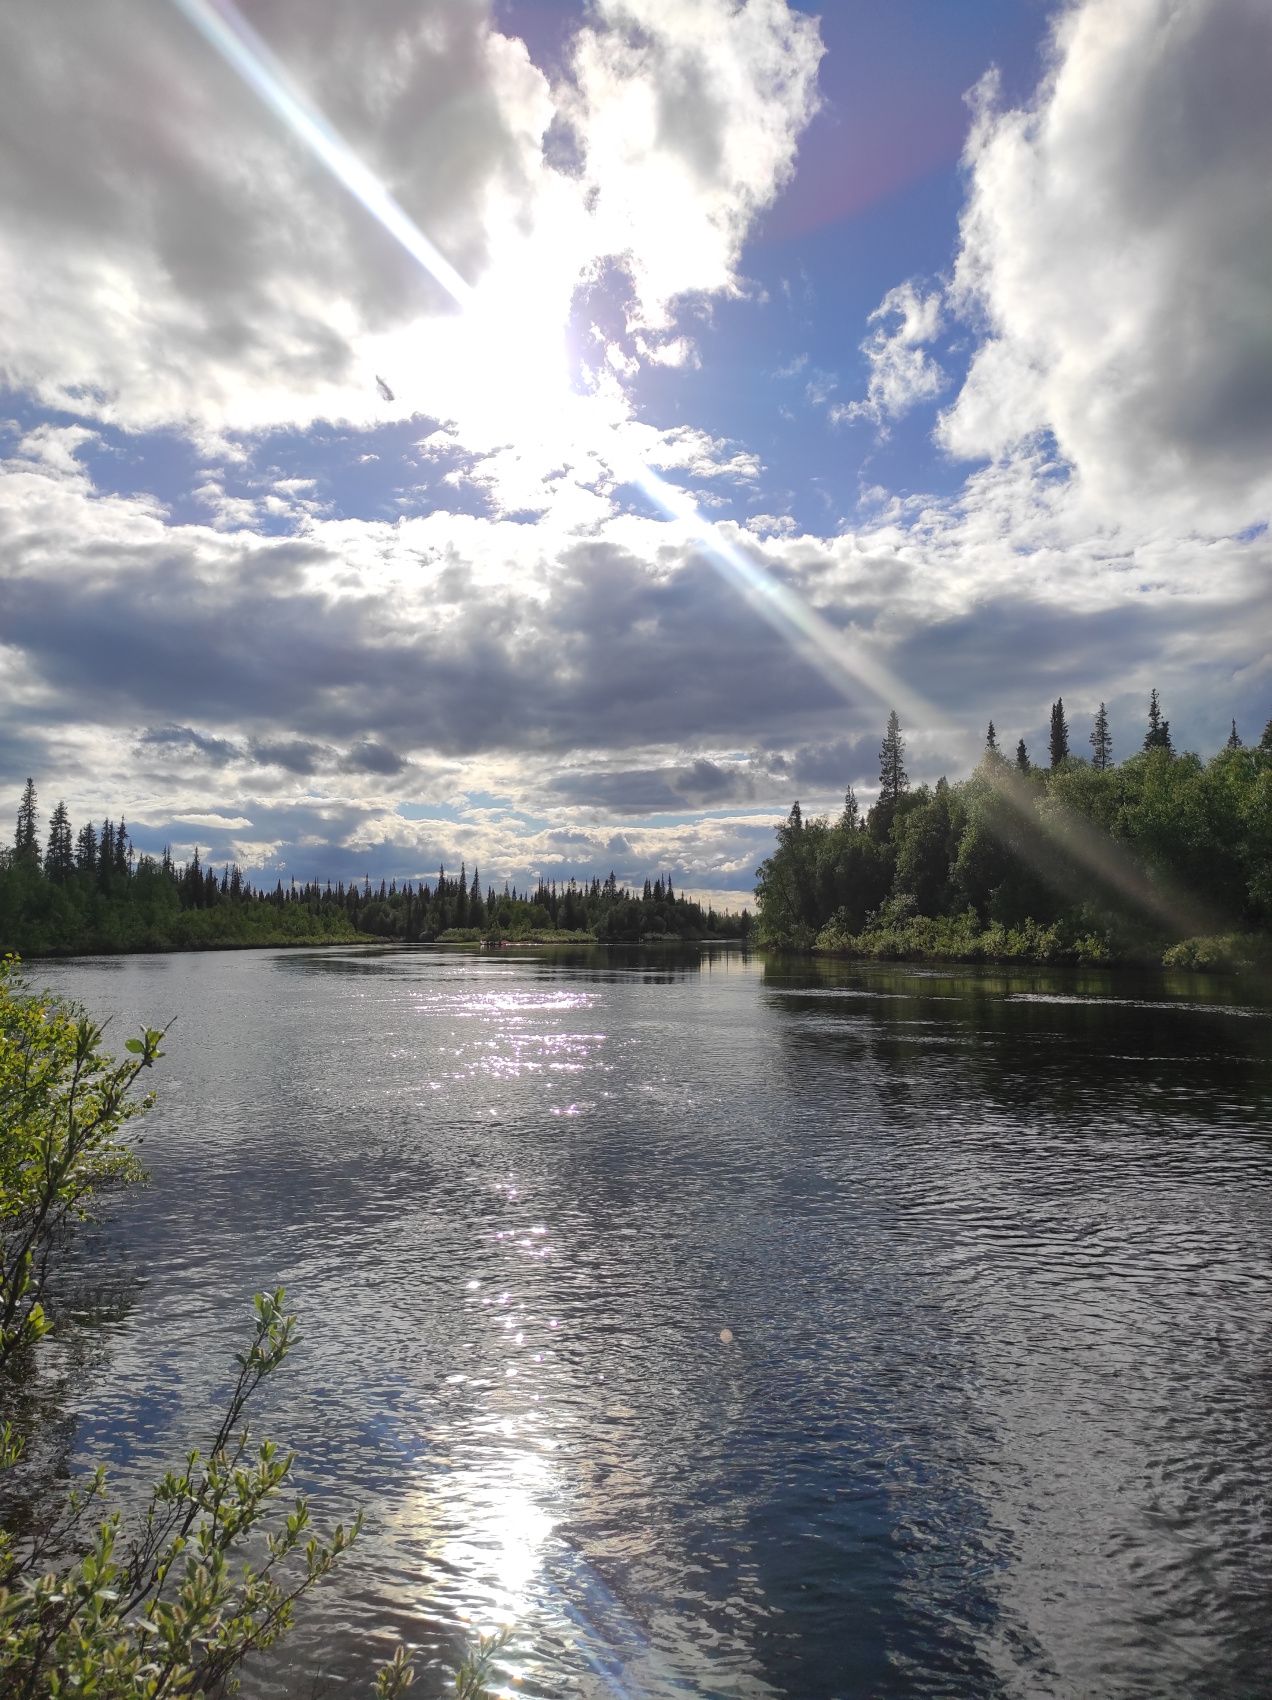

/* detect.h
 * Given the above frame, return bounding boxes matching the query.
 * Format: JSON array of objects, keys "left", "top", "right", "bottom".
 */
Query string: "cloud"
[
  {"left": 566, "top": 0, "right": 824, "bottom": 332},
  {"left": 0, "top": 0, "right": 822, "bottom": 451},
  {"left": 938, "top": 0, "right": 1272, "bottom": 533},
  {"left": 834, "top": 280, "right": 946, "bottom": 430}
]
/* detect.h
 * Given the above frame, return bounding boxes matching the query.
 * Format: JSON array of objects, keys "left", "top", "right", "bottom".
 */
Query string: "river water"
[{"left": 28, "top": 944, "right": 1272, "bottom": 1699}]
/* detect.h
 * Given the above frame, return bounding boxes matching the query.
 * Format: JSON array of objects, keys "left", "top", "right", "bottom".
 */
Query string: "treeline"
[
  {"left": 0, "top": 783, "right": 749, "bottom": 954},
  {"left": 756, "top": 696, "right": 1272, "bottom": 969}
]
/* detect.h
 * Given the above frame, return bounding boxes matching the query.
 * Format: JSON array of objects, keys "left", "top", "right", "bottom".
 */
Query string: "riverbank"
[{"left": 802, "top": 916, "right": 1272, "bottom": 973}]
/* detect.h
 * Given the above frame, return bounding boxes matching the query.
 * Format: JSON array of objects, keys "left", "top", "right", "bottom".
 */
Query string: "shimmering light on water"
[{"left": 31, "top": 945, "right": 1272, "bottom": 1699}]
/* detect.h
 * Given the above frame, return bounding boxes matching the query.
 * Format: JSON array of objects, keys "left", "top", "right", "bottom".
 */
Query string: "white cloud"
[
  {"left": 0, "top": 0, "right": 822, "bottom": 457},
  {"left": 939, "top": 0, "right": 1272, "bottom": 534},
  {"left": 834, "top": 280, "right": 946, "bottom": 430},
  {"left": 566, "top": 0, "right": 824, "bottom": 332}
]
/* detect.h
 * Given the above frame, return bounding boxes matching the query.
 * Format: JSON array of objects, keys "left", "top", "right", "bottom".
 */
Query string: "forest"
[
  {"left": 755, "top": 694, "right": 1272, "bottom": 969},
  {"left": 0, "top": 785, "right": 748, "bottom": 955}
]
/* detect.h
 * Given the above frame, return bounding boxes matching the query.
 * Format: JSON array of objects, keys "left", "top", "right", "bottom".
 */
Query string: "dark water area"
[{"left": 26, "top": 945, "right": 1272, "bottom": 1698}]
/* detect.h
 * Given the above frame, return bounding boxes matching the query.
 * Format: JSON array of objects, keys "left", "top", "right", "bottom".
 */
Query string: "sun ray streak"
[
  {"left": 166, "top": 0, "right": 936, "bottom": 728},
  {"left": 168, "top": 0, "right": 473, "bottom": 308}
]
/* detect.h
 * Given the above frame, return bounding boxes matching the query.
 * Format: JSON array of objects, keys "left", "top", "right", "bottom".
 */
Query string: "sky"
[{"left": 1, "top": 0, "right": 1269, "bottom": 910}]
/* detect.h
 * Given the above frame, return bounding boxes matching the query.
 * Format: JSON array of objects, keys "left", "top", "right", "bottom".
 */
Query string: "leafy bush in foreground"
[{"left": 0, "top": 960, "right": 499, "bottom": 1698}]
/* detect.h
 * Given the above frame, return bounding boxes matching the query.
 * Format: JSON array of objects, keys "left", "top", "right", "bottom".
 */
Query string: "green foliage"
[
  {"left": 0, "top": 958, "right": 159, "bottom": 1368},
  {"left": 1162, "top": 933, "right": 1272, "bottom": 972},
  {"left": 759, "top": 711, "right": 1272, "bottom": 967},
  {"left": 0, "top": 965, "right": 496, "bottom": 1699},
  {"left": 1, "top": 1290, "right": 362, "bottom": 1700}
]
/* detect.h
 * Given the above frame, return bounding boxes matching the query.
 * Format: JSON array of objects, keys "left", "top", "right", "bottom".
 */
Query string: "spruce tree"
[
  {"left": 1143, "top": 688, "right": 1173, "bottom": 754},
  {"left": 1090, "top": 702, "right": 1113, "bottom": 771},
  {"left": 1015, "top": 739, "right": 1030, "bottom": 773},
  {"left": 75, "top": 820, "right": 98, "bottom": 873},
  {"left": 1226, "top": 718, "right": 1242, "bottom": 750},
  {"left": 45, "top": 801, "right": 74, "bottom": 882},
  {"left": 985, "top": 721, "right": 998, "bottom": 753},
  {"left": 1049, "top": 699, "right": 1070, "bottom": 768},
  {"left": 879, "top": 711, "right": 908, "bottom": 803},
  {"left": 1262, "top": 719, "right": 1272, "bottom": 752},
  {"left": 14, "top": 778, "right": 39, "bottom": 865}
]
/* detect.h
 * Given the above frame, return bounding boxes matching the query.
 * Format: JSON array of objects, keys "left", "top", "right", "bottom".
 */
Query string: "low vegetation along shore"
[{"left": 755, "top": 696, "right": 1272, "bottom": 973}]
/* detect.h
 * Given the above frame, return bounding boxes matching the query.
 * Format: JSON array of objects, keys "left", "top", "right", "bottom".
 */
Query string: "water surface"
[{"left": 30, "top": 946, "right": 1272, "bottom": 1698}]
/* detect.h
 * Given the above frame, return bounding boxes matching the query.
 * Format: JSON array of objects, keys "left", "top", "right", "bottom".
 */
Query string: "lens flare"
[{"left": 166, "top": 0, "right": 934, "bottom": 725}]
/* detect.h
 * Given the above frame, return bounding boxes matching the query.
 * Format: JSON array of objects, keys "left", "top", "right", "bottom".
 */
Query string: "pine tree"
[
  {"left": 1226, "top": 718, "right": 1242, "bottom": 750},
  {"left": 1261, "top": 719, "right": 1272, "bottom": 752},
  {"left": 839, "top": 787, "right": 859, "bottom": 831},
  {"left": 1090, "top": 702, "right": 1113, "bottom": 771},
  {"left": 1015, "top": 739, "right": 1030, "bottom": 774},
  {"left": 1143, "top": 688, "right": 1173, "bottom": 754},
  {"left": 44, "top": 801, "right": 74, "bottom": 882},
  {"left": 1049, "top": 699, "right": 1070, "bottom": 768},
  {"left": 879, "top": 711, "right": 908, "bottom": 803},
  {"left": 14, "top": 778, "right": 39, "bottom": 865},
  {"left": 986, "top": 721, "right": 998, "bottom": 752}
]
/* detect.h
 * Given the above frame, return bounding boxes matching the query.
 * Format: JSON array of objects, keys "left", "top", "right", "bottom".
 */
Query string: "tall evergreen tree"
[
  {"left": 985, "top": 721, "right": 998, "bottom": 753},
  {"left": 1143, "top": 688, "right": 1173, "bottom": 754},
  {"left": 1226, "top": 718, "right": 1242, "bottom": 750},
  {"left": 14, "top": 778, "right": 39, "bottom": 865},
  {"left": 1015, "top": 739, "right": 1030, "bottom": 774},
  {"left": 879, "top": 711, "right": 908, "bottom": 803},
  {"left": 1090, "top": 702, "right": 1113, "bottom": 771},
  {"left": 1261, "top": 719, "right": 1272, "bottom": 752},
  {"left": 44, "top": 801, "right": 74, "bottom": 882},
  {"left": 839, "top": 787, "right": 859, "bottom": 831},
  {"left": 1049, "top": 699, "right": 1070, "bottom": 768},
  {"left": 75, "top": 820, "right": 98, "bottom": 873}
]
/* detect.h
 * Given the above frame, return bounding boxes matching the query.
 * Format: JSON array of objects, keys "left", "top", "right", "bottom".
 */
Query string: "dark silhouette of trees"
[
  {"left": 14, "top": 779, "right": 39, "bottom": 866},
  {"left": 1090, "top": 703, "right": 1113, "bottom": 770},
  {"left": 44, "top": 802, "right": 74, "bottom": 882},
  {"left": 1227, "top": 718, "right": 1242, "bottom": 750},
  {"left": 0, "top": 786, "right": 750, "bottom": 954},
  {"left": 1049, "top": 700, "right": 1069, "bottom": 767},
  {"left": 1144, "top": 688, "right": 1174, "bottom": 754},
  {"left": 755, "top": 703, "right": 1272, "bottom": 963},
  {"left": 986, "top": 721, "right": 998, "bottom": 753}
]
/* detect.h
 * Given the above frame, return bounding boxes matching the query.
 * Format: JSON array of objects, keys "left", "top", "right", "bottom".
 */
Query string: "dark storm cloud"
[
  {"left": 341, "top": 741, "right": 407, "bottom": 776},
  {"left": 0, "top": 529, "right": 851, "bottom": 763},
  {"left": 550, "top": 755, "right": 761, "bottom": 814},
  {"left": 138, "top": 724, "right": 240, "bottom": 765}
]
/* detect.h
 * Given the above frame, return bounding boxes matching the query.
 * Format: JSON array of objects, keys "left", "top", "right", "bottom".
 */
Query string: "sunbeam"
[{"left": 166, "top": 0, "right": 933, "bottom": 726}]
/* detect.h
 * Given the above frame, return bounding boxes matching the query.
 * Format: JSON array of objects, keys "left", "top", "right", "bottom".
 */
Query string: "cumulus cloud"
[
  {"left": 566, "top": 0, "right": 824, "bottom": 331},
  {"left": 834, "top": 280, "right": 946, "bottom": 430},
  {"left": 0, "top": 0, "right": 822, "bottom": 451},
  {"left": 939, "top": 0, "right": 1272, "bottom": 533}
]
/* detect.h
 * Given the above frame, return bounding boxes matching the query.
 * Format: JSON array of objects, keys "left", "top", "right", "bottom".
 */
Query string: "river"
[{"left": 27, "top": 944, "right": 1272, "bottom": 1698}]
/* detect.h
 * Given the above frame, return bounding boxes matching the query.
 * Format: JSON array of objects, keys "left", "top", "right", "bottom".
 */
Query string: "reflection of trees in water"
[{"left": 756, "top": 958, "right": 1272, "bottom": 1696}]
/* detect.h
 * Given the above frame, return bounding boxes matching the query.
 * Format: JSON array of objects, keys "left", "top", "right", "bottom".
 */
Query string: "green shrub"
[{"left": 0, "top": 959, "right": 497, "bottom": 1699}]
